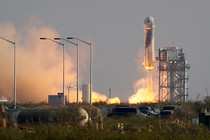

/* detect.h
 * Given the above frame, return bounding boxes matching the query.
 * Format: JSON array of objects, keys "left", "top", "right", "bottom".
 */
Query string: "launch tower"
[{"left": 158, "top": 44, "right": 190, "bottom": 102}]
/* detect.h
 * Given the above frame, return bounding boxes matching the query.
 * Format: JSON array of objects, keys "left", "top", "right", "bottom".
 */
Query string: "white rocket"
[{"left": 143, "top": 16, "right": 155, "bottom": 70}]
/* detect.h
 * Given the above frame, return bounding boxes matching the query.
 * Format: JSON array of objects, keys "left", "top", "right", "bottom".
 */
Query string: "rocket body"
[{"left": 144, "top": 16, "right": 155, "bottom": 70}]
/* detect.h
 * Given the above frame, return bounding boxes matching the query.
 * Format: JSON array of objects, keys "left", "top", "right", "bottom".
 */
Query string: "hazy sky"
[{"left": 0, "top": 0, "right": 210, "bottom": 102}]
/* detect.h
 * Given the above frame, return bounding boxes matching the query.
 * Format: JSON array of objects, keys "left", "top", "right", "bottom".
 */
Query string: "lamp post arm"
[
  {"left": 66, "top": 37, "right": 91, "bottom": 46},
  {"left": 48, "top": 38, "right": 64, "bottom": 46},
  {"left": 0, "top": 37, "right": 15, "bottom": 44},
  {"left": 54, "top": 38, "right": 78, "bottom": 47},
  {"left": 40, "top": 37, "right": 64, "bottom": 46}
]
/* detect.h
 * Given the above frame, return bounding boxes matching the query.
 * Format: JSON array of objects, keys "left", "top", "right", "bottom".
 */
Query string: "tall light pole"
[
  {"left": 0, "top": 37, "right": 16, "bottom": 109},
  {"left": 66, "top": 37, "right": 92, "bottom": 105},
  {"left": 40, "top": 37, "right": 65, "bottom": 105},
  {"left": 54, "top": 38, "right": 79, "bottom": 106}
]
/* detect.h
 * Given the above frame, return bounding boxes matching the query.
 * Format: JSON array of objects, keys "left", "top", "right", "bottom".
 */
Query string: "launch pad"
[
  {"left": 140, "top": 16, "right": 190, "bottom": 103},
  {"left": 158, "top": 45, "right": 190, "bottom": 102}
]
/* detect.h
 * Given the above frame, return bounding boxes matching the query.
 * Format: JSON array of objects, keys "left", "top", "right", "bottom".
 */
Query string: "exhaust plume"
[
  {"left": 0, "top": 19, "right": 114, "bottom": 103},
  {"left": 0, "top": 20, "right": 77, "bottom": 102},
  {"left": 129, "top": 49, "right": 158, "bottom": 103}
]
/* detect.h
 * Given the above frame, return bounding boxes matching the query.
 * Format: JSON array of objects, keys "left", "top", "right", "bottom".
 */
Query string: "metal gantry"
[{"left": 158, "top": 46, "right": 190, "bottom": 102}]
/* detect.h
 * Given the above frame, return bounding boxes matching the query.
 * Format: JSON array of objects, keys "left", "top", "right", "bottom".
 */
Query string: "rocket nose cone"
[{"left": 144, "top": 16, "right": 154, "bottom": 25}]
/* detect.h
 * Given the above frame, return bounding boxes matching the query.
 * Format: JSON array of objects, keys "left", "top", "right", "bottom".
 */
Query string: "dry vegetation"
[{"left": 0, "top": 98, "right": 210, "bottom": 140}]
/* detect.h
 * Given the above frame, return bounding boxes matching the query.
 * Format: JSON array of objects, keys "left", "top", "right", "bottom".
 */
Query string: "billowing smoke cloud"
[
  {"left": 129, "top": 73, "right": 158, "bottom": 103},
  {"left": 0, "top": 20, "right": 77, "bottom": 102},
  {"left": 0, "top": 19, "right": 113, "bottom": 103}
]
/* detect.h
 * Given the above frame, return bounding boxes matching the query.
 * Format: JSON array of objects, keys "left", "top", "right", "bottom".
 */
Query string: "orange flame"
[
  {"left": 144, "top": 66, "right": 155, "bottom": 70},
  {"left": 107, "top": 97, "right": 121, "bottom": 104},
  {"left": 129, "top": 72, "right": 157, "bottom": 104},
  {"left": 92, "top": 91, "right": 107, "bottom": 103},
  {"left": 67, "top": 90, "right": 122, "bottom": 104}
]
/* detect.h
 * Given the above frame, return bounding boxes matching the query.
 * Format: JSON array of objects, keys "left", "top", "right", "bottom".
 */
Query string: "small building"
[
  {"left": 48, "top": 93, "right": 67, "bottom": 105},
  {"left": 199, "top": 110, "right": 210, "bottom": 129}
]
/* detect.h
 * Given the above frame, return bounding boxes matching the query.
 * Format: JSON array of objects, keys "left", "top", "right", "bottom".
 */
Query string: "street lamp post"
[
  {"left": 40, "top": 37, "right": 65, "bottom": 105},
  {"left": 0, "top": 37, "right": 16, "bottom": 109},
  {"left": 54, "top": 38, "right": 79, "bottom": 106},
  {"left": 66, "top": 37, "right": 92, "bottom": 105}
]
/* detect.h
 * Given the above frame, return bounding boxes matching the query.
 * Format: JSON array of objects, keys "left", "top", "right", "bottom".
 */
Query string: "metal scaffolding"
[{"left": 158, "top": 46, "right": 190, "bottom": 102}]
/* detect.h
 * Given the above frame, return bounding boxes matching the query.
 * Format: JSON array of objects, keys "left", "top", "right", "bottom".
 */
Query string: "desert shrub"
[{"left": 1, "top": 102, "right": 210, "bottom": 139}]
